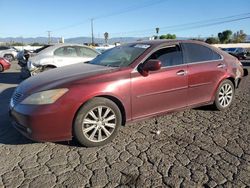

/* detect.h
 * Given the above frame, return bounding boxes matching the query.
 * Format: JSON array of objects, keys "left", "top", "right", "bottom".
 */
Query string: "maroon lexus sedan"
[{"left": 9, "top": 40, "right": 247, "bottom": 147}]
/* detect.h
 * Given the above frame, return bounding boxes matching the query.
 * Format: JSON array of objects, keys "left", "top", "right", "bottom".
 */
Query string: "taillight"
[{"left": 3, "top": 58, "right": 10, "bottom": 64}]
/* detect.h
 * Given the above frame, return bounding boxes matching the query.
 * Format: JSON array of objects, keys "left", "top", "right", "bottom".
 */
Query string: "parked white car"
[
  {"left": 0, "top": 46, "right": 19, "bottom": 61},
  {"left": 28, "top": 43, "right": 100, "bottom": 75}
]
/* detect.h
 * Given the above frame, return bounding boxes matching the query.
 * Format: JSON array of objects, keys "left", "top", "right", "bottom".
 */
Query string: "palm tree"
[
  {"left": 104, "top": 32, "right": 109, "bottom": 45},
  {"left": 155, "top": 28, "right": 160, "bottom": 39}
]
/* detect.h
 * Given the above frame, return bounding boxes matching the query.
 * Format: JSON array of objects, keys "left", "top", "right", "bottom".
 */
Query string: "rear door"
[
  {"left": 131, "top": 44, "right": 188, "bottom": 119},
  {"left": 181, "top": 42, "right": 226, "bottom": 106}
]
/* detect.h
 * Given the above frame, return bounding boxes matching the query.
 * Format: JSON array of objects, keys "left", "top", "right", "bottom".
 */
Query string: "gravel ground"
[{"left": 0, "top": 62, "right": 249, "bottom": 187}]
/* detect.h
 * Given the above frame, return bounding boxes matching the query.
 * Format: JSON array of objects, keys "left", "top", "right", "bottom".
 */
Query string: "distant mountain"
[
  {"left": 1, "top": 35, "right": 249, "bottom": 44},
  {"left": 0, "top": 36, "right": 149, "bottom": 44}
]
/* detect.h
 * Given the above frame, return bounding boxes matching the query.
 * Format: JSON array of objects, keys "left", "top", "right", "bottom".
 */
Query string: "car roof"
[
  {"left": 36, "top": 43, "right": 97, "bottom": 55},
  {"left": 124, "top": 39, "right": 210, "bottom": 47}
]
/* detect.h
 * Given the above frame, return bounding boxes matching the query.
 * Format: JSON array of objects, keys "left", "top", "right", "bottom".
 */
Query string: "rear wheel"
[
  {"left": 214, "top": 79, "right": 235, "bottom": 110},
  {"left": 3, "top": 54, "right": 14, "bottom": 62},
  {"left": 74, "top": 97, "right": 121, "bottom": 147}
]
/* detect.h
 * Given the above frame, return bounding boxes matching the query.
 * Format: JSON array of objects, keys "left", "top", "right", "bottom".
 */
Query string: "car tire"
[
  {"left": 214, "top": 79, "right": 235, "bottom": 111},
  {"left": 74, "top": 97, "right": 122, "bottom": 147},
  {"left": 3, "top": 54, "right": 14, "bottom": 62},
  {"left": 0, "top": 64, "right": 3, "bottom": 72}
]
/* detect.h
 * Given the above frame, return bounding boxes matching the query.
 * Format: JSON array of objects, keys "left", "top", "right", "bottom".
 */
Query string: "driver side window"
[{"left": 147, "top": 45, "right": 183, "bottom": 67}]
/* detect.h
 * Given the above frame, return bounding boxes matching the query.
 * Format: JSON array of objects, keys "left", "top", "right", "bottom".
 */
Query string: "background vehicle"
[
  {"left": 16, "top": 50, "right": 31, "bottom": 79},
  {"left": 0, "top": 46, "right": 19, "bottom": 61},
  {"left": 16, "top": 44, "right": 53, "bottom": 62},
  {"left": 27, "top": 43, "right": 100, "bottom": 75},
  {"left": 0, "top": 57, "right": 11, "bottom": 72},
  {"left": 221, "top": 47, "right": 247, "bottom": 60},
  {"left": 10, "top": 40, "right": 247, "bottom": 147}
]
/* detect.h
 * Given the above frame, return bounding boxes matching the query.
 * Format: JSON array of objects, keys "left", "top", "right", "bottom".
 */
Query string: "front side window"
[
  {"left": 182, "top": 43, "right": 221, "bottom": 63},
  {"left": 77, "top": 47, "right": 99, "bottom": 58},
  {"left": 146, "top": 45, "right": 183, "bottom": 67}
]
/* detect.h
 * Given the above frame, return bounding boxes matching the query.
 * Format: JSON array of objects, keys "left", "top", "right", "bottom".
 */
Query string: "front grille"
[{"left": 11, "top": 91, "right": 23, "bottom": 107}]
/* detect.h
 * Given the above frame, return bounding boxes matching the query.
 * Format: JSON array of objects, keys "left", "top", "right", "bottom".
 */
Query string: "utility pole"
[
  {"left": 91, "top": 19, "right": 94, "bottom": 46},
  {"left": 47, "top": 31, "right": 51, "bottom": 44}
]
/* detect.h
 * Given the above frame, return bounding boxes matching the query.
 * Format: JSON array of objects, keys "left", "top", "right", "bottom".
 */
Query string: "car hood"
[{"left": 16, "top": 63, "right": 116, "bottom": 95}]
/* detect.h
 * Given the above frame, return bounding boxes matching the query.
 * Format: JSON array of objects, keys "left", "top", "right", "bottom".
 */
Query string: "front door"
[{"left": 131, "top": 45, "right": 188, "bottom": 120}]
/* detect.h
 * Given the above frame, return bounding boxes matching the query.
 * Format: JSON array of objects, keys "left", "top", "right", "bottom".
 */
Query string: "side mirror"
[{"left": 138, "top": 59, "right": 161, "bottom": 77}]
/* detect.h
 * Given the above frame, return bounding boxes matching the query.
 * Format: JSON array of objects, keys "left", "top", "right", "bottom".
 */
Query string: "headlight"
[
  {"left": 27, "top": 61, "right": 36, "bottom": 70},
  {"left": 21, "top": 88, "right": 68, "bottom": 105}
]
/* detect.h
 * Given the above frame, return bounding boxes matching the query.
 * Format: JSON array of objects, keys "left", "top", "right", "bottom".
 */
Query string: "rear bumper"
[
  {"left": 243, "top": 68, "right": 248, "bottom": 77},
  {"left": 4, "top": 63, "right": 11, "bottom": 70}
]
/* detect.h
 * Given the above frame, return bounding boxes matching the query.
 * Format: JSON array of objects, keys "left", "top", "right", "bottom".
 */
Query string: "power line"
[
  {"left": 108, "top": 12, "right": 250, "bottom": 37},
  {"left": 49, "top": 0, "right": 167, "bottom": 34},
  {"left": 93, "top": 0, "right": 167, "bottom": 20}
]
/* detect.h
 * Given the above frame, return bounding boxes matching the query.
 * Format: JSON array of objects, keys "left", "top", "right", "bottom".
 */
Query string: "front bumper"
[{"left": 9, "top": 103, "right": 73, "bottom": 142}]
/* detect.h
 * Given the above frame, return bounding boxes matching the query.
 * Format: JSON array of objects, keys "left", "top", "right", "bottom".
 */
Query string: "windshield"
[{"left": 89, "top": 44, "right": 150, "bottom": 67}]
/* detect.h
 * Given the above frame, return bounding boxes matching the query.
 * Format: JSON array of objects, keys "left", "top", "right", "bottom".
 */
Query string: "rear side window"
[
  {"left": 54, "top": 46, "right": 78, "bottom": 57},
  {"left": 182, "top": 43, "right": 221, "bottom": 63}
]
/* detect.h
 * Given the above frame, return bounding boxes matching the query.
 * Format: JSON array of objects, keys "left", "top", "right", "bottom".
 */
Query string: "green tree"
[
  {"left": 10, "top": 42, "right": 24, "bottom": 46},
  {"left": 205, "top": 37, "right": 219, "bottom": 44},
  {"left": 159, "top": 33, "right": 176, "bottom": 39},
  {"left": 30, "top": 42, "right": 44, "bottom": 46},
  {"left": 218, "top": 30, "right": 232, "bottom": 43}
]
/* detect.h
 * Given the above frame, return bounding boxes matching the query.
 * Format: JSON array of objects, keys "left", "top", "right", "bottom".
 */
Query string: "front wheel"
[
  {"left": 214, "top": 79, "right": 235, "bottom": 110},
  {"left": 74, "top": 97, "right": 122, "bottom": 147},
  {"left": 4, "top": 54, "right": 14, "bottom": 62}
]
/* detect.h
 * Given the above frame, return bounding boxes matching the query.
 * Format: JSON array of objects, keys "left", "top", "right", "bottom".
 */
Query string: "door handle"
[
  {"left": 176, "top": 70, "right": 187, "bottom": 76},
  {"left": 217, "top": 63, "right": 226, "bottom": 68}
]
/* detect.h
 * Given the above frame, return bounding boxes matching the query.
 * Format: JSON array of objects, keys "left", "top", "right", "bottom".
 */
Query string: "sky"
[{"left": 0, "top": 0, "right": 249, "bottom": 39}]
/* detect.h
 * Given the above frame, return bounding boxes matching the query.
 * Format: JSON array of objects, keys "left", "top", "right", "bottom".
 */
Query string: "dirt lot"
[{"left": 0, "top": 62, "right": 249, "bottom": 187}]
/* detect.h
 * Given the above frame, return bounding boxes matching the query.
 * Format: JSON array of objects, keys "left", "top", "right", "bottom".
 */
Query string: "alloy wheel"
[
  {"left": 218, "top": 83, "right": 233, "bottom": 107},
  {"left": 82, "top": 106, "right": 116, "bottom": 142}
]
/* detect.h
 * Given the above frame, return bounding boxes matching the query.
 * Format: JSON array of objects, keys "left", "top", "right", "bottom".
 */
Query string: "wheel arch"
[
  {"left": 211, "top": 76, "right": 236, "bottom": 102},
  {"left": 97, "top": 95, "right": 126, "bottom": 126},
  {"left": 43, "top": 64, "right": 57, "bottom": 69},
  {"left": 3, "top": 53, "right": 14, "bottom": 60},
  {"left": 72, "top": 94, "right": 127, "bottom": 137}
]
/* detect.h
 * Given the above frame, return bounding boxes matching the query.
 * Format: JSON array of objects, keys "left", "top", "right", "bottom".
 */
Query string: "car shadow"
[
  {"left": 193, "top": 105, "right": 217, "bottom": 111},
  {"left": 0, "top": 87, "right": 33, "bottom": 145},
  {"left": 0, "top": 72, "right": 23, "bottom": 85}
]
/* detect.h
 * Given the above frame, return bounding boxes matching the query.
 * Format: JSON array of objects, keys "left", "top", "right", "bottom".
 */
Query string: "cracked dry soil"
[{"left": 0, "top": 64, "right": 249, "bottom": 187}]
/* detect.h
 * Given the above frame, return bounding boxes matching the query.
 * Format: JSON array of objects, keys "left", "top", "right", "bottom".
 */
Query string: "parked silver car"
[
  {"left": 0, "top": 46, "right": 19, "bottom": 61},
  {"left": 27, "top": 43, "right": 100, "bottom": 75}
]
